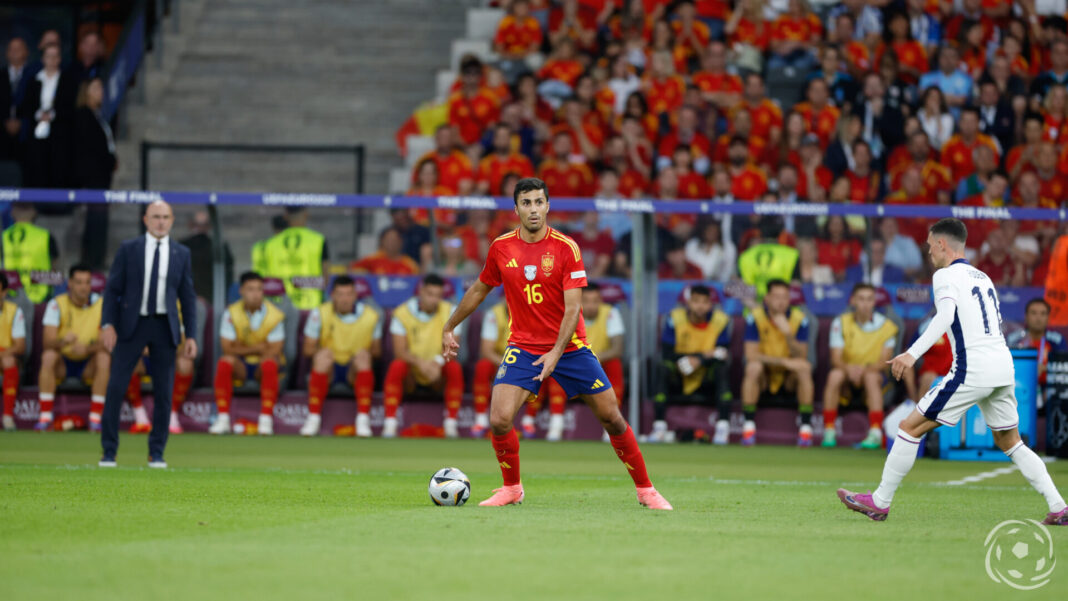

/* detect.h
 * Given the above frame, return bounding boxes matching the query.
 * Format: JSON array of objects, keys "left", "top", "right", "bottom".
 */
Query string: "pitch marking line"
[{"left": 944, "top": 466, "right": 1018, "bottom": 486}]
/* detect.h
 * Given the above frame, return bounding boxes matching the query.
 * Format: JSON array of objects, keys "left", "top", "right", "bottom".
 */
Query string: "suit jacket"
[
  {"left": 977, "top": 102, "right": 1014, "bottom": 155},
  {"left": 72, "top": 106, "right": 115, "bottom": 188},
  {"left": 845, "top": 262, "right": 906, "bottom": 285},
  {"left": 102, "top": 236, "right": 198, "bottom": 347}
]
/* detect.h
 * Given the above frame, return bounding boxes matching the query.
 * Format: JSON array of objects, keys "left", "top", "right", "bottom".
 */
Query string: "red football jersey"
[{"left": 479, "top": 227, "right": 589, "bottom": 354}]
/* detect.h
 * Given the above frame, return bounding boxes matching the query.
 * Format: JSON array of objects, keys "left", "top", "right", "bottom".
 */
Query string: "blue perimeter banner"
[{"left": 0, "top": 188, "right": 1065, "bottom": 222}]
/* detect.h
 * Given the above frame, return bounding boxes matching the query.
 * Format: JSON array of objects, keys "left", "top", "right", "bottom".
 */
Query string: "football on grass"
[{"left": 429, "top": 467, "right": 471, "bottom": 506}]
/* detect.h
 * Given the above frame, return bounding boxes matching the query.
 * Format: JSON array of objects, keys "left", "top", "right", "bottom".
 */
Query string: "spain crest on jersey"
[{"left": 541, "top": 253, "right": 555, "bottom": 276}]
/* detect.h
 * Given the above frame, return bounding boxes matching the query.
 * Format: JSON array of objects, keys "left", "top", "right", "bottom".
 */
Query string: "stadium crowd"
[{"left": 399, "top": 0, "right": 1068, "bottom": 290}]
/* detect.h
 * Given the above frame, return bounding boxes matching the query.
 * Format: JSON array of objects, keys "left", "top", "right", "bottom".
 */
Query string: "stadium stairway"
[{"left": 100, "top": 0, "right": 477, "bottom": 271}]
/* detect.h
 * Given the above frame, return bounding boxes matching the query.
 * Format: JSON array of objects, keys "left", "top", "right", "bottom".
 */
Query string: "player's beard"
[{"left": 522, "top": 213, "right": 546, "bottom": 234}]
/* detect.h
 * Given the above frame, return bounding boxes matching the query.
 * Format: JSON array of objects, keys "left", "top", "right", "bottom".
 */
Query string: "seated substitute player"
[
  {"left": 129, "top": 304, "right": 195, "bottom": 434},
  {"left": 36, "top": 265, "right": 111, "bottom": 432},
  {"left": 384, "top": 273, "right": 464, "bottom": 439},
  {"left": 442, "top": 177, "right": 672, "bottom": 510},
  {"left": 300, "top": 275, "right": 381, "bottom": 437},
  {"left": 741, "top": 279, "right": 814, "bottom": 446},
  {"left": 208, "top": 272, "right": 285, "bottom": 436},
  {"left": 1006, "top": 298, "right": 1065, "bottom": 407},
  {"left": 821, "top": 283, "right": 898, "bottom": 449},
  {"left": 839, "top": 218, "right": 1067, "bottom": 525},
  {"left": 0, "top": 275, "right": 27, "bottom": 430},
  {"left": 576, "top": 282, "right": 625, "bottom": 442},
  {"left": 652, "top": 284, "right": 731, "bottom": 445}
]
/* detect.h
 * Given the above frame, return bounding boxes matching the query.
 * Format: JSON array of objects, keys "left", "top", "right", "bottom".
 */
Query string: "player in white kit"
[{"left": 837, "top": 218, "right": 1067, "bottom": 525}]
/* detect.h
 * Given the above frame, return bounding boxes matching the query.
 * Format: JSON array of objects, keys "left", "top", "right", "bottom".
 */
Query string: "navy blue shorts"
[
  {"left": 63, "top": 357, "right": 89, "bottom": 382},
  {"left": 493, "top": 346, "right": 612, "bottom": 400},
  {"left": 332, "top": 362, "right": 351, "bottom": 385}
]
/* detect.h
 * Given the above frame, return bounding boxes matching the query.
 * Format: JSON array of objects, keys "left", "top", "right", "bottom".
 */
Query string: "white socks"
[
  {"left": 1007, "top": 441, "right": 1068, "bottom": 513},
  {"left": 873, "top": 431, "right": 922, "bottom": 509}
]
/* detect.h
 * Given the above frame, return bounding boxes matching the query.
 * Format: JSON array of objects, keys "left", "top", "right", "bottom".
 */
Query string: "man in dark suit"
[
  {"left": 976, "top": 79, "right": 1014, "bottom": 155},
  {"left": 1, "top": 37, "right": 29, "bottom": 162},
  {"left": 845, "top": 237, "right": 907, "bottom": 286},
  {"left": 100, "top": 200, "right": 198, "bottom": 468}
]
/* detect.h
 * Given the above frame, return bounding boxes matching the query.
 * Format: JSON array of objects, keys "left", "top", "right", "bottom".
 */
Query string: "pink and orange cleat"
[
  {"left": 1045, "top": 508, "right": 1068, "bottom": 526},
  {"left": 836, "top": 488, "right": 889, "bottom": 521},
  {"left": 479, "top": 484, "right": 525, "bottom": 506},
  {"left": 636, "top": 487, "right": 673, "bottom": 510}
]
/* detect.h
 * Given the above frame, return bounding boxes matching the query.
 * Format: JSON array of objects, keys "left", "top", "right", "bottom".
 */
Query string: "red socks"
[
  {"left": 473, "top": 359, "right": 496, "bottom": 414},
  {"left": 869, "top": 410, "right": 884, "bottom": 431},
  {"left": 172, "top": 371, "right": 192, "bottom": 413},
  {"left": 491, "top": 428, "right": 521, "bottom": 486},
  {"left": 609, "top": 425, "right": 652, "bottom": 488},
  {"left": 443, "top": 361, "right": 463, "bottom": 419},
  {"left": 603, "top": 358, "right": 624, "bottom": 406},
  {"left": 126, "top": 373, "right": 143, "bottom": 408},
  {"left": 89, "top": 395, "right": 104, "bottom": 418},
  {"left": 355, "top": 369, "right": 374, "bottom": 415},
  {"left": 214, "top": 360, "right": 233, "bottom": 414},
  {"left": 260, "top": 359, "right": 279, "bottom": 415},
  {"left": 2, "top": 366, "right": 18, "bottom": 416},
  {"left": 383, "top": 360, "right": 408, "bottom": 418},
  {"left": 547, "top": 378, "right": 566, "bottom": 415},
  {"left": 308, "top": 369, "right": 328, "bottom": 414},
  {"left": 823, "top": 407, "right": 838, "bottom": 428}
]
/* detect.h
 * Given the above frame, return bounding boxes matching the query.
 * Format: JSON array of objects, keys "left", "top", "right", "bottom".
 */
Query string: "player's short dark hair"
[
  {"left": 68, "top": 263, "right": 93, "bottom": 279},
  {"left": 513, "top": 177, "right": 548, "bottom": 205},
  {"left": 851, "top": 282, "right": 876, "bottom": 296},
  {"left": 729, "top": 135, "right": 748, "bottom": 148},
  {"left": 929, "top": 218, "right": 968, "bottom": 245},
  {"left": 422, "top": 273, "right": 445, "bottom": 288},
  {"left": 690, "top": 284, "right": 711, "bottom": 298},
  {"left": 239, "top": 271, "right": 263, "bottom": 286},
  {"left": 766, "top": 279, "right": 790, "bottom": 294},
  {"left": 584, "top": 281, "right": 601, "bottom": 292},
  {"left": 284, "top": 206, "right": 306, "bottom": 215},
  {"left": 332, "top": 275, "right": 355, "bottom": 290},
  {"left": 1026, "top": 298, "right": 1051, "bottom": 313}
]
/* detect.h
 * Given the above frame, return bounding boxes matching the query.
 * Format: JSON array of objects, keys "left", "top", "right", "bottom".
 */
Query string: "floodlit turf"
[{"left": 2, "top": 433, "right": 1066, "bottom": 600}]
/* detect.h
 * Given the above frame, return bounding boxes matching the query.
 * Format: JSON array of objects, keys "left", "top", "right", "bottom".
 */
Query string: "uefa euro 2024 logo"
[{"left": 984, "top": 519, "right": 1056, "bottom": 590}]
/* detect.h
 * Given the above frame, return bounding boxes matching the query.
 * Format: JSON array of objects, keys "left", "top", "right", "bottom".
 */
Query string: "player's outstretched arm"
[{"left": 442, "top": 280, "right": 493, "bottom": 361}]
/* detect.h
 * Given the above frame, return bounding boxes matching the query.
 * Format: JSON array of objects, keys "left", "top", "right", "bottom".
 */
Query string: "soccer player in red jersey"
[{"left": 441, "top": 178, "right": 672, "bottom": 510}]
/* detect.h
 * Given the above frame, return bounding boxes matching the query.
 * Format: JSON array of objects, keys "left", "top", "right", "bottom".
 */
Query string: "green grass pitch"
[{"left": 2, "top": 433, "right": 1066, "bottom": 600}]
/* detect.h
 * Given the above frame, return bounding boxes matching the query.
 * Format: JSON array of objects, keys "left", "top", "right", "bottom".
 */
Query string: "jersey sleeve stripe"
[
  {"left": 550, "top": 231, "right": 582, "bottom": 261},
  {"left": 493, "top": 230, "right": 518, "bottom": 243}
]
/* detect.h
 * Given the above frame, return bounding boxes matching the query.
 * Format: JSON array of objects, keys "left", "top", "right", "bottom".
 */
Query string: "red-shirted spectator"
[
  {"left": 658, "top": 238, "right": 703, "bottom": 279},
  {"left": 769, "top": 110, "right": 805, "bottom": 169},
  {"left": 977, "top": 228, "right": 1025, "bottom": 287},
  {"left": 537, "top": 131, "right": 595, "bottom": 196},
  {"left": 884, "top": 166, "right": 937, "bottom": 245},
  {"left": 657, "top": 105, "right": 711, "bottom": 173},
  {"left": 671, "top": 1, "right": 710, "bottom": 67},
  {"left": 732, "top": 73, "right": 783, "bottom": 147},
  {"left": 940, "top": 106, "right": 1000, "bottom": 184},
  {"left": 408, "top": 159, "right": 452, "bottom": 197},
  {"left": 413, "top": 125, "right": 474, "bottom": 195},
  {"left": 673, "top": 146, "right": 710, "bottom": 200},
  {"left": 642, "top": 51, "right": 686, "bottom": 116},
  {"left": 767, "top": 0, "right": 821, "bottom": 70},
  {"left": 692, "top": 41, "right": 742, "bottom": 111},
  {"left": 1008, "top": 113, "right": 1044, "bottom": 181},
  {"left": 876, "top": 12, "right": 927, "bottom": 84},
  {"left": 350, "top": 227, "right": 421, "bottom": 275},
  {"left": 845, "top": 140, "right": 881, "bottom": 203},
  {"left": 725, "top": 0, "right": 768, "bottom": 52},
  {"left": 548, "top": 0, "right": 597, "bottom": 51},
  {"left": 548, "top": 97, "right": 604, "bottom": 161},
  {"left": 1014, "top": 171, "right": 1058, "bottom": 209},
  {"left": 726, "top": 135, "right": 768, "bottom": 200},
  {"left": 943, "top": 0, "right": 995, "bottom": 46},
  {"left": 1034, "top": 143, "right": 1068, "bottom": 200},
  {"left": 538, "top": 38, "right": 584, "bottom": 87},
  {"left": 448, "top": 59, "right": 501, "bottom": 145},
  {"left": 794, "top": 78, "right": 840, "bottom": 149},
  {"left": 619, "top": 113, "right": 654, "bottom": 173},
  {"left": 571, "top": 211, "right": 615, "bottom": 277},
  {"left": 602, "top": 132, "right": 650, "bottom": 197},
  {"left": 494, "top": 0, "right": 543, "bottom": 59},
  {"left": 889, "top": 131, "right": 953, "bottom": 202},
  {"left": 816, "top": 215, "right": 862, "bottom": 281},
  {"left": 831, "top": 13, "right": 871, "bottom": 78},
  {"left": 646, "top": 18, "right": 689, "bottom": 74},
  {"left": 477, "top": 124, "right": 535, "bottom": 195},
  {"left": 712, "top": 108, "right": 767, "bottom": 167},
  {"left": 1042, "top": 85, "right": 1068, "bottom": 142},
  {"left": 959, "top": 170, "right": 1009, "bottom": 248},
  {"left": 959, "top": 21, "right": 988, "bottom": 79},
  {"left": 797, "top": 133, "right": 832, "bottom": 201},
  {"left": 514, "top": 73, "right": 554, "bottom": 128}
]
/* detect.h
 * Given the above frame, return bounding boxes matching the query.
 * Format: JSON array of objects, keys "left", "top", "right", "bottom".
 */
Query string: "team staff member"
[
  {"left": 208, "top": 272, "right": 285, "bottom": 436},
  {"left": 653, "top": 284, "right": 731, "bottom": 444},
  {"left": 2, "top": 203, "right": 60, "bottom": 303},
  {"left": 0, "top": 274, "right": 26, "bottom": 431},
  {"left": 821, "top": 283, "right": 898, "bottom": 449},
  {"left": 36, "top": 264, "right": 110, "bottom": 431},
  {"left": 261, "top": 206, "right": 328, "bottom": 310},
  {"left": 384, "top": 274, "right": 463, "bottom": 438},
  {"left": 99, "top": 200, "right": 197, "bottom": 468},
  {"left": 741, "top": 279, "right": 814, "bottom": 446},
  {"left": 1007, "top": 298, "right": 1066, "bottom": 407},
  {"left": 300, "top": 275, "right": 381, "bottom": 437}
]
